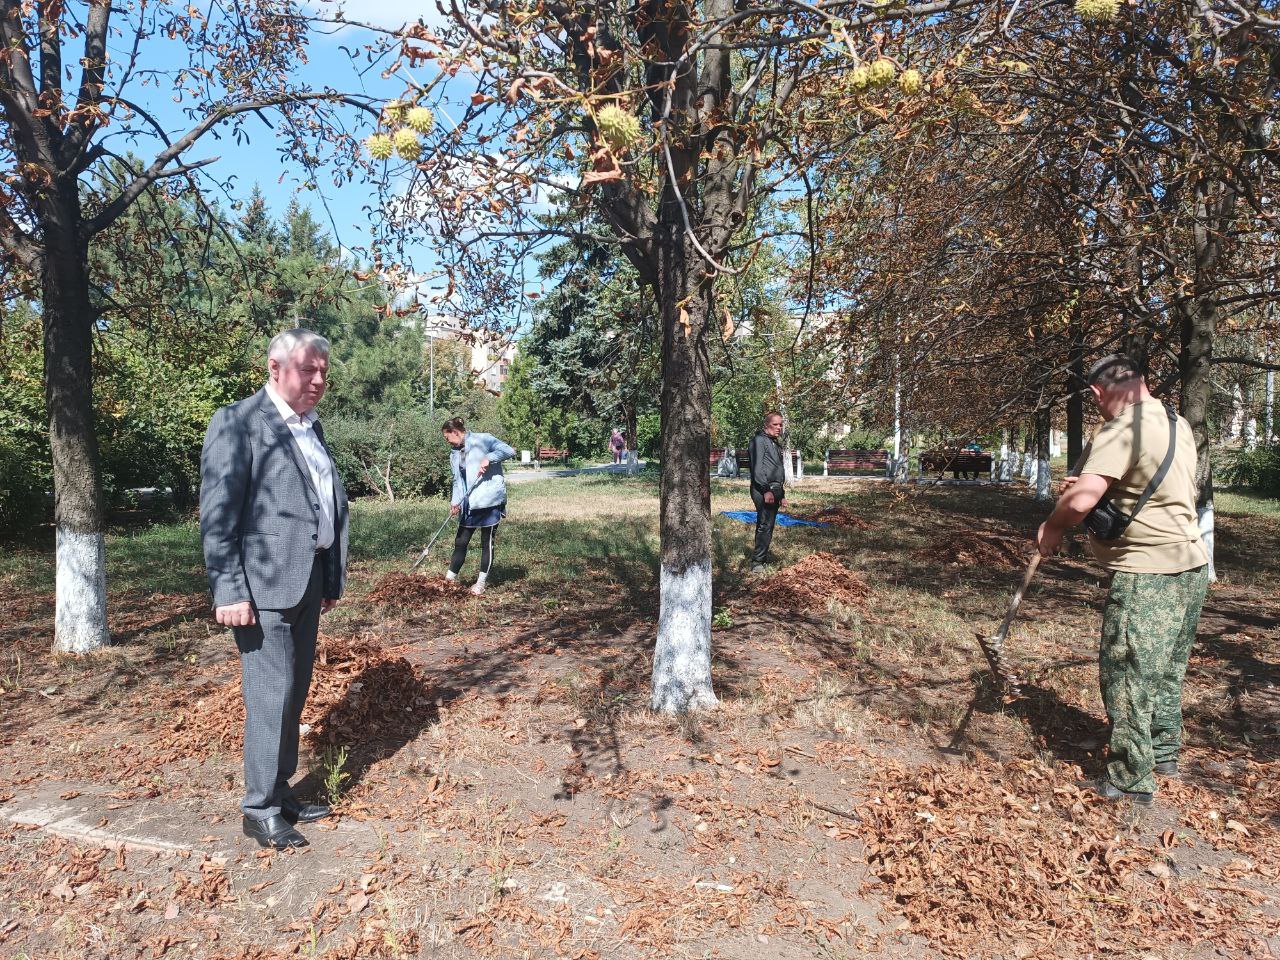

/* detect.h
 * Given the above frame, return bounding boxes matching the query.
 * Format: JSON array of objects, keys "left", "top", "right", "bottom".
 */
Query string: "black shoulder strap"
[{"left": 1129, "top": 405, "right": 1177, "bottom": 522}]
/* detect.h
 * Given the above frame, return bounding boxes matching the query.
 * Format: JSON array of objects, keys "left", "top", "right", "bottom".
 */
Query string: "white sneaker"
[{"left": 469, "top": 581, "right": 486, "bottom": 596}]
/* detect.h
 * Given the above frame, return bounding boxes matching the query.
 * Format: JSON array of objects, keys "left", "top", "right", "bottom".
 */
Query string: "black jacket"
[{"left": 748, "top": 431, "right": 785, "bottom": 500}]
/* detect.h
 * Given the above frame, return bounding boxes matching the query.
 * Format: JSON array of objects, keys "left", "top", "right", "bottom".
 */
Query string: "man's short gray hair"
[
  {"left": 1087, "top": 354, "right": 1142, "bottom": 389},
  {"left": 268, "top": 328, "right": 330, "bottom": 365}
]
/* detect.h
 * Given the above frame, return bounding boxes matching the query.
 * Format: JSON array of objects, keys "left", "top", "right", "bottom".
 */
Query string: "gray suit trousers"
[{"left": 233, "top": 555, "right": 322, "bottom": 820}]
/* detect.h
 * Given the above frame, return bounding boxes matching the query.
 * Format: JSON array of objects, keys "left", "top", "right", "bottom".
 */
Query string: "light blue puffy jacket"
[{"left": 450, "top": 432, "right": 516, "bottom": 509}]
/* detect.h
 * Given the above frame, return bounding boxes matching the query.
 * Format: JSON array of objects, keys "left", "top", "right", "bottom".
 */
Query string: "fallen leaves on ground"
[
  {"left": 756, "top": 552, "right": 868, "bottom": 612},
  {"left": 137, "top": 633, "right": 434, "bottom": 771},
  {"left": 853, "top": 754, "right": 1276, "bottom": 957},
  {"left": 364, "top": 572, "right": 461, "bottom": 606},
  {"left": 916, "top": 531, "right": 1027, "bottom": 571},
  {"left": 796, "top": 505, "right": 873, "bottom": 529}
]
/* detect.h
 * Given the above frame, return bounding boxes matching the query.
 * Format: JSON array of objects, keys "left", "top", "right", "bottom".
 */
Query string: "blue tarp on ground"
[{"left": 719, "top": 510, "right": 829, "bottom": 528}]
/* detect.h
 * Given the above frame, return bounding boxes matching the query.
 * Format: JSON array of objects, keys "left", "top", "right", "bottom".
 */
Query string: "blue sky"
[{"left": 113, "top": 1, "right": 449, "bottom": 280}]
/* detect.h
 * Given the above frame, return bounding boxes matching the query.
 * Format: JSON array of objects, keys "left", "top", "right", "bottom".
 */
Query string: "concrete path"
[
  {"left": 0, "top": 781, "right": 376, "bottom": 862},
  {"left": 506, "top": 461, "right": 648, "bottom": 483}
]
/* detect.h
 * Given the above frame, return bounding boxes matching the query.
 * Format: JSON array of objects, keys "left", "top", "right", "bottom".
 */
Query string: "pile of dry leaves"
[
  {"left": 916, "top": 531, "right": 1027, "bottom": 571},
  {"left": 756, "top": 552, "right": 868, "bottom": 612},
  {"left": 364, "top": 572, "right": 461, "bottom": 606},
  {"left": 148, "top": 633, "right": 433, "bottom": 765},
  {"left": 854, "top": 755, "right": 1274, "bottom": 956},
  {"left": 797, "top": 505, "right": 874, "bottom": 529}
]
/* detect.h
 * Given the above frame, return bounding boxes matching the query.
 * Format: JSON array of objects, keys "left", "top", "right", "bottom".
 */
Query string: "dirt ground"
[{"left": 1, "top": 478, "right": 1277, "bottom": 960}]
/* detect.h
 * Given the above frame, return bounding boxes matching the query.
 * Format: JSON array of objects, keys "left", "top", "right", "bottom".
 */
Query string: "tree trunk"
[
  {"left": 1267, "top": 358, "right": 1276, "bottom": 442},
  {"left": 44, "top": 215, "right": 110, "bottom": 653},
  {"left": 1064, "top": 384, "right": 1085, "bottom": 473},
  {"left": 650, "top": 234, "right": 716, "bottom": 713},
  {"left": 1179, "top": 292, "right": 1217, "bottom": 580},
  {"left": 1067, "top": 347, "right": 1085, "bottom": 472},
  {"left": 1034, "top": 409, "right": 1052, "bottom": 502},
  {"left": 1242, "top": 378, "right": 1257, "bottom": 449}
]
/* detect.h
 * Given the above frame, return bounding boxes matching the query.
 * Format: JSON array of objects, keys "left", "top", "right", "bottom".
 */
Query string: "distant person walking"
[
  {"left": 200, "top": 328, "right": 348, "bottom": 850},
  {"left": 442, "top": 418, "right": 516, "bottom": 595},
  {"left": 1037, "top": 355, "right": 1208, "bottom": 806},
  {"left": 610, "top": 428, "right": 626, "bottom": 465},
  {"left": 748, "top": 412, "right": 786, "bottom": 574}
]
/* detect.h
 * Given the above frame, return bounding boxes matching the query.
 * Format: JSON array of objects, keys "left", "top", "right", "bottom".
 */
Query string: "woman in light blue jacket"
[{"left": 441, "top": 417, "right": 516, "bottom": 594}]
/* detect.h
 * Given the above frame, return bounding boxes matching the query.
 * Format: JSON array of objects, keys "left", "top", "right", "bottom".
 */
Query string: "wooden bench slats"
[
  {"left": 920, "top": 450, "right": 993, "bottom": 474},
  {"left": 825, "top": 449, "right": 889, "bottom": 473}
]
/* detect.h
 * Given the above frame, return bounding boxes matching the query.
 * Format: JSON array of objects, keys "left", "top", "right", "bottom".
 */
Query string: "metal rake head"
[{"left": 976, "top": 633, "right": 1024, "bottom": 697}]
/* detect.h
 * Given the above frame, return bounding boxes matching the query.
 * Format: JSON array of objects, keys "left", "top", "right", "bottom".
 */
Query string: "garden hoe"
[{"left": 976, "top": 552, "right": 1040, "bottom": 696}]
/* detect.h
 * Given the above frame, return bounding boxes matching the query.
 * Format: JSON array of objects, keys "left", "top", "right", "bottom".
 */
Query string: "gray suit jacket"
[{"left": 200, "top": 388, "right": 349, "bottom": 611}]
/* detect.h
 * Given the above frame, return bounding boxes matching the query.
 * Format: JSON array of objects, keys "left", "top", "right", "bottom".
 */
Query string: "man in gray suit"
[{"left": 200, "top": 328, "right": 349, "bottom": 849}]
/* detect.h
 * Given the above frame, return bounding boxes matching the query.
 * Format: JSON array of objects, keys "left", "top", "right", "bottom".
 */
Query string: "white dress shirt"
[{"left": 265, "top": 383, "right": 335, "bottom": 550}]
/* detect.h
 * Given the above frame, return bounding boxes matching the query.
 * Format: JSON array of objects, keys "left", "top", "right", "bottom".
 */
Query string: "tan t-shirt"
[{"left": 1078, "top": 398, "right": 1208, "bottom": 574}]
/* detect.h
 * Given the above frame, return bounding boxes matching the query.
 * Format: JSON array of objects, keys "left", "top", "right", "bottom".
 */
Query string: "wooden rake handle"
[{"left": 990, "top": 553, "right": 1041, "bottom": 647}]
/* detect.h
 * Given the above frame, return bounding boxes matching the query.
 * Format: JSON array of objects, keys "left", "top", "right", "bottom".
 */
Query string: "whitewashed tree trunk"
[
  {"left": 1035, "top": 412, "right": 1053, "bottom": 502},
  {"left": 892, "top": 425, "right": 912, "bottom": 483},
  {"left": 650, "top": 231, "right": 717, "bottom": 713},
  {"left": 1198, "top": 498, "right": 1217, "bottom": 582},
  {"left": 1035, "top": 461, "right": 1053, "bottom": 501},
  {"left": 1229, "top": 384, "right": 1244, "bottom": 440},
  {"left": 652, "top": 560, "right": 717, "bottom": 712},
  {"left": 55, "top": 530, "right": 109, "bottom": 653},
  {"left": 1243, "top": 379, "right": 1257, "bottom": 449},
  {"left": 45, "top": 219, "right": 111, "bottom": 655},
  {"left": 1267, "top": 367, "right": 1276, "bottom": 441}
]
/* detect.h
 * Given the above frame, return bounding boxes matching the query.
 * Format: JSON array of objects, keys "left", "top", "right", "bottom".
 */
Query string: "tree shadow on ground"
[{"left": 305, "top": 657, "right": 439, "bottom": 798}]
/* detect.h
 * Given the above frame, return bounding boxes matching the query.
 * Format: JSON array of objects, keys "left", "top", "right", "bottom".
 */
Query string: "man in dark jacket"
[
  {"left": 201, "top": 328, "right": 349, "bottom": 849},
  {"left": 748, "top": 412, "right": 786, "bottom": 573}
]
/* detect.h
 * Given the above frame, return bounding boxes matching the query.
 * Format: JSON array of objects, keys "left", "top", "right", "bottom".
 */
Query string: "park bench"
[
  {"left": 919, "top": 449, "right": 993, "bottom": 479},
  {"left": 733, "top": 447, "right": 803, "bottom": 478},
  {"left": 824, "top": 449, "right": 890, "bottom": 476},
  {"left": 536, "top": 446, "right": 568, "bottom": 466}
]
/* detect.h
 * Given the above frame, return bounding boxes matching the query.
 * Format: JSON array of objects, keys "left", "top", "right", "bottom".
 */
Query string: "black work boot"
[
  {"left": 1095, "top": 779, "right": 1154, "bottom": 806},
  {"left": 1154, "top": 760, "right": 1179, "bottom": 777}
]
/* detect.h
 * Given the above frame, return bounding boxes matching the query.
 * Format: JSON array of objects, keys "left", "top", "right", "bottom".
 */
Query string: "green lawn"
[
  {"left": 2, "top": 473, "right": 1276, "bottom": 602},
  {"left": 1215, "top": 488, "right": 1280, "bottom": 516}
]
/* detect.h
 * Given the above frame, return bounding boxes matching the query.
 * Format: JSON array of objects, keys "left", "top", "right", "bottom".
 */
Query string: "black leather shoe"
[
  {"left": 1154, "top": 761, "right": 1179, "bottom": 777},
  {"left": 243, "top": 814, "right": 309, "bottom": 849},
  {"left": 1095, "top": 779, "right": 1153, "bottom": 806},
  {"left": 281, "top": 797, "right": 333, "bottom": 824}
]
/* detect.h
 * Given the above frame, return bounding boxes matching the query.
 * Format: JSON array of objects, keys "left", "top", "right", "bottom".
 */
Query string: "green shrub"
[
  {"left": 1220, "top": 444, "right": 1280, "bottom": 496},
  {"left": 326, "top": 409, "right": 451, "bottom": 501}
]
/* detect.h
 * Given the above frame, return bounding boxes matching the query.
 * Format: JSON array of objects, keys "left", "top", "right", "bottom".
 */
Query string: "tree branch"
[
  {"left": 1211, "top": 355, "right": 1280, "bottom": 371},
  {"left": 83, "top": 91, "right": 370, "bottom": 236}
]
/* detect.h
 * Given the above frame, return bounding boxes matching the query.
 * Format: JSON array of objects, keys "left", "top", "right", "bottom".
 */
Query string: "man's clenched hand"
[{"left": 215, "top": 600, "right": 256, "bottom": 628}]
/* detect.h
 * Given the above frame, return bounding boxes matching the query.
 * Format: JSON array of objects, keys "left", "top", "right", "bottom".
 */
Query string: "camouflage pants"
[{"left": 1100, "top": 565, "right": 1209, "bottom": 794}]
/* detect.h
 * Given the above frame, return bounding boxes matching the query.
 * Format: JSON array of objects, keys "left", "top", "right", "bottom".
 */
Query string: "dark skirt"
[{"left": 461, "top": 501, "right": 506, "bottom": 529}]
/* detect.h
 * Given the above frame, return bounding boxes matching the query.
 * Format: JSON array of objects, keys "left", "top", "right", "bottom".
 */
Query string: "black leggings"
[{"left": 449, "top": 524, "right": 497, "bottom": 577}]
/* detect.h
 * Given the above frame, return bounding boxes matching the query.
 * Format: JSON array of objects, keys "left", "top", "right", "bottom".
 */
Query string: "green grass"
[
  {"left": 1215, "top": 489, "right": 1280, "bottom": 517},
  {"left": 3, "top": 473, "right": 1277, "bottom": 604}
]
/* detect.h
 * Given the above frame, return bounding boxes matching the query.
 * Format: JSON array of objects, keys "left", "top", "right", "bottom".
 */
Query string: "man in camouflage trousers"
[{"left": 1037, "top": 356, "right": 1209, "bottom": 805}]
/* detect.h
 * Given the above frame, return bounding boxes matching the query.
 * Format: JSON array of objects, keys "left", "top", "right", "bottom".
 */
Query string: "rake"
[
  {"left": 409, "top": 474, "right": 481, "bottom": 572},
  {"left": 975, "top": 552, "right": 1040, "bottom": 696}
]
